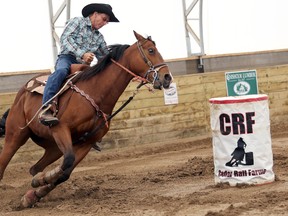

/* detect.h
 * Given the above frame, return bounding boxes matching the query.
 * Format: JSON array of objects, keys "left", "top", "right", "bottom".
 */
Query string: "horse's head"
[{"left": 129, "top": 31, "right": 173, "bottom": 90}]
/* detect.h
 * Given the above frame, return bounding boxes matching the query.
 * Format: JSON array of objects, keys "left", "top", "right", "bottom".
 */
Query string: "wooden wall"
[
  {"left": 1, "top": 64, "right": 288, "bottom": 149},
  {"left": 102, "top": 64, "right": 288, "bottom": 148}
]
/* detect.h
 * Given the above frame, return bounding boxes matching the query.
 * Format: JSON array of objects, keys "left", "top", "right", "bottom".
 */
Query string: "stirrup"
[
  {"left": 92, "top": 143, "right": 101, "bottom": 151},
  {"left": 38, "top": 104, "right": 59, "bottom": 127}
]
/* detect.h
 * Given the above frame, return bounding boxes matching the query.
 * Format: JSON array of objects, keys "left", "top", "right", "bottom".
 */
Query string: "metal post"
[
  {"left": 48, "top": 0, "right": 71, "bottom": 64},
  {"left": 199, "top": 0, "right": 204, "bottom": 55},
  {"left": 182, "top": 0, "right": 192, "bottom": 57},
  {"left": 182, "top": 0, "right": 205, "bottom": 56},
  {"left": 48, "top": 0, "right": 57, "bottom": 64}
]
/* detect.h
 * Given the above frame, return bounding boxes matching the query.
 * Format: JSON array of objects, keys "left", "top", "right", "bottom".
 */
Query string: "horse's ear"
[{"left": 133, "top": 30, "right": 145, "bottom": 41}]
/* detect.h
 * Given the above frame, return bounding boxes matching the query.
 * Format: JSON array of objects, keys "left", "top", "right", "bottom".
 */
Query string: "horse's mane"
[{"left": 75, "top": 44, "right": 130, "bottom": 82}]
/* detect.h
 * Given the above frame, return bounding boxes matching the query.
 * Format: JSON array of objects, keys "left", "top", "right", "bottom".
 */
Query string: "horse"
[{"left": 0, "top": 31, "right": 173, "bottom": 208}]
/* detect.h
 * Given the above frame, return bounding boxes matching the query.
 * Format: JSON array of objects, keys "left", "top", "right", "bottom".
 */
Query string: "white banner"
[
  {"left": 164, "top": 82, "right": 178, "bottom": 105},
  {"left": 209, "top": 94, "right": 275, "bottom": 186}
]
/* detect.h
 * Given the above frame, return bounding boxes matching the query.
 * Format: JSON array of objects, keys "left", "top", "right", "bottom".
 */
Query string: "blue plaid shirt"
[{"left": 60, "top": 16, "right": 109, "bottom": 62}]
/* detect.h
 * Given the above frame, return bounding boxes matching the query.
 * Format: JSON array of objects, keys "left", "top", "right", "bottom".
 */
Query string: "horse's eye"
[{"left": 148, "top": 48, "right": 155, "bottom": 54}]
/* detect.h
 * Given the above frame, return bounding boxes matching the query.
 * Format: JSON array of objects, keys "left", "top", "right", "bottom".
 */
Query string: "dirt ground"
[{"left": 1, "top": 126, "right": 288, "bottom": 216}]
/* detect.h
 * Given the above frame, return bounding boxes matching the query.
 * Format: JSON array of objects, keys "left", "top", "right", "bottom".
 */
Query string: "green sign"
[{"left": 225, "top": 70, "right": 258, "bottom": 96}]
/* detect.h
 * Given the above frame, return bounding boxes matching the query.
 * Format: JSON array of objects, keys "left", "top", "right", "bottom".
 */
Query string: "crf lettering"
[{"left": 219, "top": 112, "right": 255, "bottom": 135}]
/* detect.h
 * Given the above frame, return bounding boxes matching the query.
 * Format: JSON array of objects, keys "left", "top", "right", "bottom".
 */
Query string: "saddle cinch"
[{"left": 25, "top": 64, "right": 90, "bottom": 95}]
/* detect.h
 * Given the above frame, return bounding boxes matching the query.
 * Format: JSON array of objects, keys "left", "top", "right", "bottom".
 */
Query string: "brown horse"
[{"left": 0, "top": 31, "right": 173, "bottom": 208}]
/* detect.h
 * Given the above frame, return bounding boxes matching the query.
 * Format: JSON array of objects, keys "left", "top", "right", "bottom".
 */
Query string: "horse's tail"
[
  {"left": 1, "top": 86, "right": 27, "bottom": 136},
  {"left": 0, "top": 108, "right": 10, "bottom": 137}
]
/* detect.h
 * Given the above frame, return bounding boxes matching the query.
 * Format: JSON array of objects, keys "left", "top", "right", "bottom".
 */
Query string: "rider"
[{"left": 38, "top": 3, "right": 119, "bottom": 126}]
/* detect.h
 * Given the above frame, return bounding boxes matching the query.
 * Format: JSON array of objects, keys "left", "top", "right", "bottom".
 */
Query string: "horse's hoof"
[{"left": 20, "top": 190, "right": 39, "bottom": 208}]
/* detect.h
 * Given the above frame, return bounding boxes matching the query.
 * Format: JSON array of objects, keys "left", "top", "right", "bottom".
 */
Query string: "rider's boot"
[{"left": 38, "top": 104, "right": 59, "bottom": 127}]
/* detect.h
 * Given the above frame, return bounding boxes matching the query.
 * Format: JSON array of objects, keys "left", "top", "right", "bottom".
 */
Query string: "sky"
[
  {"left": 204, "top": 0, "right": 288, "bottom": 54},
  {"left": 1, "top": 0, "right": 288, "bottom": 73},
  {"left": 0, "top": 0, "right": 187, "bottom": 73}
]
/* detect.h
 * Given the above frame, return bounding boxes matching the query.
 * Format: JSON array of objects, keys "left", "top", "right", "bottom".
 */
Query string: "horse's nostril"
[
  {"left": 164, "top": 74, "right": 172, "bottom": 82},
  {"left": 162, "top": 73, "right": 172, "bottom": 89}
]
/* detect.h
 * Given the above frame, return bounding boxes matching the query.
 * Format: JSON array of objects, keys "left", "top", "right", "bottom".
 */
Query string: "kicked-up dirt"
[{"left": 1, "top": 126, "right": 288, "bottom": 216}]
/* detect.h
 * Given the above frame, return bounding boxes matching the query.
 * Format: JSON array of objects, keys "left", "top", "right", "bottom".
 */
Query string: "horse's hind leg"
[
  {"left": 0, "top": 90, "right": 33, "bottom": 180},
  {"left": 0, "top": 121, "right": 30, "bottom": 180}
]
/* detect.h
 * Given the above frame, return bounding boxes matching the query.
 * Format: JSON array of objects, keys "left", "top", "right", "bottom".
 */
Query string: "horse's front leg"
[
  {"left": 31, "top": 128, "right": 75, "bottom": 187},
  {"left": 21, "top": 184, "right": 56, "bottom": 208},
  {"left": 20, "top": 138, "right": 93, "bottom": 208},
  {"left": 21, "top": 165, "right": 67, "bottom": 208},
  {"left": 31, "top": 149, "right": 83, "bottom": 187},
  {"left": 31, "top": 166, "right": 64, "bottom": 188}
]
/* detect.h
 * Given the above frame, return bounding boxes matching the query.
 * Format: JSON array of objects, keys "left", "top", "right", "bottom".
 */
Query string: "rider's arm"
[
  {"left": 94, "top": 39, "right": 109, "bottom": 60},
  {"left": 60, "top": 17, "right": 86, "bottom": 60}
]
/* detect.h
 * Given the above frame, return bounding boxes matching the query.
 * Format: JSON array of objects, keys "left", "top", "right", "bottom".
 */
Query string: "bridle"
[
  {"left": 111, "top": 38, "right": 169, "bottom": 88},
  {"left": 136, "top": 38, "right": 168, "bottom": 87}
]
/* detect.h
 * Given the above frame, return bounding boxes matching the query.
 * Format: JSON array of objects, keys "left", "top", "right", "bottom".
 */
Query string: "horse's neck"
[{"left": 81, "top": 64, "right": 133, "bottom": 114}]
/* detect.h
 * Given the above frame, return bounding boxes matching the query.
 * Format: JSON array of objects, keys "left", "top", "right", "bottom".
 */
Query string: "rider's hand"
[{"left": 82, "top": 52, "right": 95, "bottom": 64}]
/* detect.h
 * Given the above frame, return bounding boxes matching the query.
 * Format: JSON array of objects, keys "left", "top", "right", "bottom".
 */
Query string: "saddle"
[
  {"left": 24, "top": 64, "right": 102, "bottom": 151},
  {"left": 25, "top": 64, "right": 90, "bottom": 95}
]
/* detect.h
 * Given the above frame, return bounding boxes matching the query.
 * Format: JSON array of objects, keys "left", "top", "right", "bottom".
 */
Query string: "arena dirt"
[{"left": 0, "top": 125, "right": 288, "bottom": 216}]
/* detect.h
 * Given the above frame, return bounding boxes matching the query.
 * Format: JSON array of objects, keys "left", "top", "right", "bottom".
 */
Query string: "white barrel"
[{"left": 209, "top": 94, "right": 274, "bottom": 186}]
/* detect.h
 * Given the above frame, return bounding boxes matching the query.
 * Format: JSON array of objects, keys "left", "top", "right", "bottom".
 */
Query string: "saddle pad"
[
  {"left": 25, "top": 74, "right": 50, "bottom": 95},
  {"left": 25, "top": 71, "right": 82, "bottom": 95}
]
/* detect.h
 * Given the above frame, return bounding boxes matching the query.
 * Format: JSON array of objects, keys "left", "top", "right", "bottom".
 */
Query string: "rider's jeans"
[{"left": 42, "top": 54, "right": 79, "bottom": 105}]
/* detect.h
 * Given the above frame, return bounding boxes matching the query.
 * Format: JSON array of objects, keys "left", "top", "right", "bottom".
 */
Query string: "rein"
[
  {"left": 73, "top": 39, "right": 169, "bottom": 145},
  {"left": 73, "top": 58, "right": 148, "bottom": 145},
  {"left": 72, "top": 84, "right": 140, "bottom": 145},
  {"left": 110, "top": 59, "right": 154, "bottom": 91},
  {"left": 111, "top": 59, "right": 148, "bottom": 83}
]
